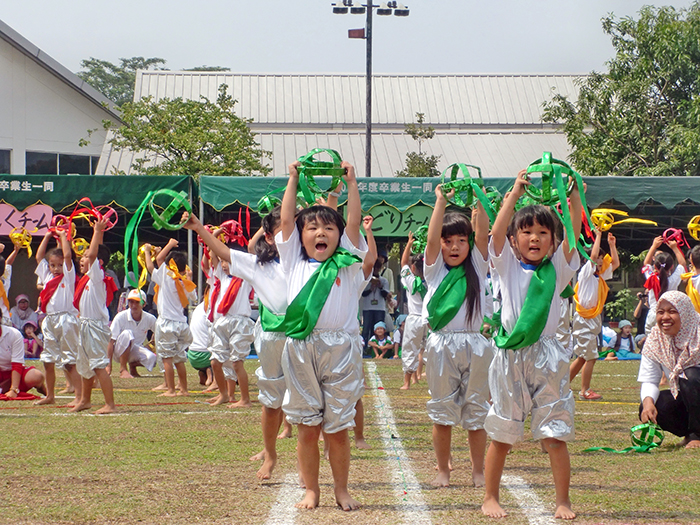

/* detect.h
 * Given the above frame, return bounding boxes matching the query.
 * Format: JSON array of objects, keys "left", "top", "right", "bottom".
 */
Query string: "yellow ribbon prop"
[
  {"left": 137, "top": 245, "right": 157, "bottom": 291},
  {"left": 590, "top": 209, "right": 657, "bottom": 231},
  {"left": 72, "top": 238, "right": 89, "bottom": 257},
  {"left": 574, "top": 254, "right": 612, "bottom": 319},
  {"left": 688, "top": 216, "right": 700, "bottom": 241},
  {"left": 154, "top": 260, "right": 196, "bottom": 308},
  {"left": 9, "top": 227, "right": 35, "bottom": 258}
]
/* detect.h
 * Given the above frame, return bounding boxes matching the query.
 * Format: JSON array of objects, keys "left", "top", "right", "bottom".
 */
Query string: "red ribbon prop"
[{"left": 663, "top": 228, "right": 689, "bottom": 249}]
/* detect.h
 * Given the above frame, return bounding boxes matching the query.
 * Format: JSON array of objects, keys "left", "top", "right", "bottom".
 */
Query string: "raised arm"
[
  {"left": 401, "top": 232, "right": 414, "bottom": 268},
  {"left": 362, "top": 215, "right": 377, "bottom": 279},
  {"left": 281, "top": 161, "right": 301, "bottom": 242},
  {"left": 425, "top": 185, "right": 450, "bottom": 266},
  {"left": 142, "top": 244, "right": 155, "bottom": 275},
  {"left": 182, "top": 212, "right": 231, "bottom": 264},
  {"left": 667, "top": 240, "right": 687, "bottom": 271},
  {"left": 608, "top": 232, "right": 620, "bottom": 271},
  {"left": 644, "top": 236, "right": 664, "bottom": 267},
  {"left": 590, "top": 228, "right": 603, "bottom": 261},
  {"left": 491, "top": 170, "right": 530, "bottom": 257},
  {"left": 156, "top": 238, "right": 178, "bottom": 268},
  {"left": 86, "top": 218, "right": 107, "bottom": 266},
  {"left": 472, "top": 200, "right": 489, "bottom": 259},
  {"left": 316, "top": 180, "right": 344, "bottom": 211},
  {"left": 5, "top": 243, "right": 20, "bottom": 267},
  {"left": 562, "top": 179, "right": 583, "bottom": 264},
  {"left": 342, "top": 161, "right": 361, "bottom": 248},
  {"left": 57, "top": 230, "right": 73, "bottom": 271},
  {"left": 247, "top": 227, "right": 265, "bottom": 255},
  {"left": 36, "top": 231, "right": 53, "bottom": 264}
]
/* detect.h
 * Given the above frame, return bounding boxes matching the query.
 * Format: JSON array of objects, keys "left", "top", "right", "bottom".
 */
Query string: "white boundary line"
[
  {"left": 264, "top": 473, "right": 303, "bottom": 525},
  {"left": 502, "top": 474, "right": 556, "bottom": 525},
  {"left": 366, "top": 361, "right": 431, "bottom": 525}
]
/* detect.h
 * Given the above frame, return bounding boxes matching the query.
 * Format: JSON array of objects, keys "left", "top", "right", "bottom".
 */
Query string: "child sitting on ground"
[
  {"left": 22, "top": 321, "right": 43, "bottom": 358},
  {"left": 602, "top": 320, "right": 640, "bottom": 360},
  {"left": 368, "top": 321, "right": 394, "bottom": 359}
]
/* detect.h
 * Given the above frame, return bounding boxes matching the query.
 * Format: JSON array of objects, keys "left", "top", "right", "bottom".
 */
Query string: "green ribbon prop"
[
  {"left": 426, "top": 265, "right": 467, "bottom": 331},
  {"left": 583, "top": 423, "right": 664, "bottom": 454},
  {"left": 296, "top": 148, "right": 346, "bottom": 206},
  {"left": 494, "top": 258, "right": 556, "bottom": 350},
  {"left": 411, "top": 225, "right": 428, "bottom": 255},
  {"left": 285, "top": 247, "right": 362, "bottom": 339},
  {"left": 484, "top": 185, "right": 503, "bottom": 214},
  {"left": 149, "top": 189, "right": 192, "bottom": 231},
  {"left": 259, "top": 302, "right": 287, "bottom": 333},
  {"left": 257, "top": 193, "right": 282, "bottom": 218},
  {"left": 411, "top": 278, "right": 427, "bottom": 299},
  {"left": 524, "top": 152, "right": 595, "bottom": 254},
  {"left": 560, "top": 284, "right": 575, "bottom": 299},
  {"left": 440, "top": 163, "right": 497, "bottom": 225}
]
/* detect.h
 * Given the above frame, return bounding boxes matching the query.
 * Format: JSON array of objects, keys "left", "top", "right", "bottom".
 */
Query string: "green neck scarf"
[
  {"left": 285, "top": 247, "right": 362, "bottom": 340},
  {"left": 411, "top": 278, "right": 427, "bottom": 299},
  {"left": 259, "top": 302, "right": 286, "bottom": 333},
  {"left": 426, "top": 265, "right": 466, "bottom": 331},
  {"left": 494, "top": 258, "right": 556, "bottom": 350}
]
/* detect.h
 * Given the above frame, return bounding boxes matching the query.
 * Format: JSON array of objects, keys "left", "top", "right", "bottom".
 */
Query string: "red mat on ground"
[{"left": 0, "top": 392, "right": 41, "bottom": 401}]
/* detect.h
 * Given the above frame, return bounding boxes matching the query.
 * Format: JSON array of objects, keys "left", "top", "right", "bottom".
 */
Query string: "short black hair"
[
  {"left": 97, "top": 244, "right": 111, "bottom": 266},
  {"left": 169, "top": 251, "right": 188, "bottom": 272},
  {"left": 410, "top": 253, "right": 424, "bottom": 278},
  {"left": 255, "top": 206, "right": 281, "bottom": 264},
  {"left": 47, "top": 247, "right": 63, "bottom": 260},
  {"left": 690, "top": 245, "right": 700, "bottom": 270},
  {"left": 295, "top": 206, "right": 346, "bottom": 260},
  {"left": 508, "top": 205, "right": 557, "bottom": 245}
]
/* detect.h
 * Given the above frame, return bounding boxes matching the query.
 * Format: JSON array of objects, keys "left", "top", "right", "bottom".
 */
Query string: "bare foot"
[
  {"left": 95, "top": 405, "right": 116, "bottom": 415},
  {"left": 472, "top": 471, "right": 485, "bottom": 488},
  {"left": 685, "top": 439, "right": 700, "bottom": 449},
  {"left": 152, "top": 382, "right": 167, "bottom": 391},
  {"left": 482, "top": 497, "right": 507, "bottom": 518},
  {"left": 66, "top": 398, "right": 80, "bottom": 407},
  {"left": 33, "top": 397, "right": 55, "bottom": 406},
  {"left": 257, "top": 456, "right": 277, "bottom": 480},
  {"left": 335, "top": 490, "right": 361, "bottom": 511},
  {"left": 205, "top": 395, "right": 221, "bottom": 404},
  {"left": 250, "top": 450, "right": 265, "bottom": 461},
  {"left": 157, "top": 391, "right": 178, "bottom": 397},
  {"left": 554, "top": 502, "right": 575, "bottom": 519},
  {"left": 229, "top": 399, "right": 252, "bottom": 408},
  {"left": 119, "top": 370, "right": 134, "bottom": 379},
  {"left": 399, "top": 384, "right": 410, "bottom": 390},
  {"left": 355, "top": 438, "right": 372, "bottom": 449},
  {"left": 278, "top": 428, "right": 293, "bottom": 439},
  {"left": 129, "top": 364, "right": 141, "bottom": 377},
  {"left": 177, "top": 390, "right": 189, "bottom": 396},
  {"left": 411, "top": 378, "right": 419, "bottom": 385},
  {"left": 203, "top": 384, "right": 219, "bottom": 393},
  {"left": 57, "top": 387, "right": 74, "bottom": 395},
  {"left": 431, "top": 471, "right": 450, "bottom": 487},
  {"left": 68, "top": 403, "right": 92, "bottom": 413},
  {"left": 295, "top": 489, "right": 320, "bottom": 509}
]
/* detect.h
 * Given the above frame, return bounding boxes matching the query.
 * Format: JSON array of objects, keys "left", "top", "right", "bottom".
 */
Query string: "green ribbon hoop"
[
  {"left": 583, "top": 423, "right": 664, "bottom": 454},
  {"left": 123, "top": 189, "right": 192, "bottom": 289},
  {"left": 296, "top": 148, "right": 346, "bottom": 206},
  {"left": 523, "top": 152, "right": 595, "bottom": 254},
  {"left": 257, "top": 194, "right": 282, "bottom": 218},
  {"left": 440, "top": 163, "right": 497, "bottom": 224},
  {"left": 411, "top": 225, "right": 428, "bottom": 254}
]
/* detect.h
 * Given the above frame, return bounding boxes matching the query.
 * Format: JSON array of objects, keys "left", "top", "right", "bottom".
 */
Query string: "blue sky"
[{"left": 0, "top": 0, "right": 693, "bottom": 74}]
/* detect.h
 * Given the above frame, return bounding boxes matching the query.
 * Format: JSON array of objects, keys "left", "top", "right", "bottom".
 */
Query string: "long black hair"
[
  {"left": 254, "top": 206, "right": 281, "bottom": 264},
  {"left": 442, "top": 212, "right": 480, "bottom": 325},
  {"left": 654, "top": 251, "right": 674, "bottom": 296},
  {"left": 295, "top": 205, "right": 346, "bottom": 260}
]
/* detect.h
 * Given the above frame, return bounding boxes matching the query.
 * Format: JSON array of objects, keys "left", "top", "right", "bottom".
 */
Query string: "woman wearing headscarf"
[
  {"left": 638, "top": 291, "right": 700, "bottom": 449},
  {"left": 10, "top": 294, "right": 39, "bottom": 331}
]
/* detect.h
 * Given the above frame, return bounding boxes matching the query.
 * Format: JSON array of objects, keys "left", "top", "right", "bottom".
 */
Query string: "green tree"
[
  {"left": 77, "top": 56, "right": 166, "bottom": 106},
  {"left": 101, "top": 84, "right": 270, "bottom": 177},
  {"left": 396, "top": 112, "right": 441, "bottom": 177},
  {"left": 543, "top": 3, "right": 700, "bottom": 177}
]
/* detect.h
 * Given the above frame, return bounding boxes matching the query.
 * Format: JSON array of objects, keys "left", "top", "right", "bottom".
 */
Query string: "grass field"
[{"left": 1, "top": 358, "right": 698, "bottom": 525}]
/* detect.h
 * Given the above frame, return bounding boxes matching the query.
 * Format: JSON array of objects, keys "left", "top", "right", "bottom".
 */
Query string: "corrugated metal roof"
[
  {"left": 98, "top": 129, "right": 570, "bottom": 179},
  {"left": 133, "top": 71, "right": 580, "bottom": 126}
]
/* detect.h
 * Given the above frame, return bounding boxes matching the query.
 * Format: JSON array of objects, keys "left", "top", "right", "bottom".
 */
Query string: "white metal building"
[
  {"left": 98, "top": 71, "right": 581, "bottom": 178},
  {"left": 0, "top": 19, "right": 120, "bottom": 175}
]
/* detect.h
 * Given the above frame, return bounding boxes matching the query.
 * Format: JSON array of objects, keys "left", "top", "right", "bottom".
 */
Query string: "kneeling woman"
[
  {"left": 0, "top": 314, "right": 45, "bottom": 397},
  {"left": 639, "top": 291, "right": 700, "bottom": 449}
]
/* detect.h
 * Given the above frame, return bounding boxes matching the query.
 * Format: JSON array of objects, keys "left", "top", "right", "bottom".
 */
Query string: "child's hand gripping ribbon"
[
  {"left": 440, "top": 163, "right": 497, "bottom": 225},
  {"left": 9, "top": 227, "right": 36, "bottom": 258},
  {"left": 124, "top": 189, "right": 192, "bottom": 289},
  {"left": 663, "top": 228, "right": 689, "bottom": 249},
  {"left": 296, "top": 149, "right": 346, "bottom": 206},
  {"left": 411, "top": 225, "right": 428, "bottom": 255}
]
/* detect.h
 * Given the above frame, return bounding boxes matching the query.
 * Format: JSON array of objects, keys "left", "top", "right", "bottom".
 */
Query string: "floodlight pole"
[{"left": 365, "top": 5, "right": 373, "bottom": 178}]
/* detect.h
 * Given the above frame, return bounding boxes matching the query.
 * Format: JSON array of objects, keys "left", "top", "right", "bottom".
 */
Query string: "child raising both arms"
[
  {"left": 277, "top": 160, "right": 371, "bottom": 511},
  {"left": 424, "top": 186, "right": 491, "bottom": 488},
  {"left": 482, "top": 170, "right": 582, "bottom": 519}
]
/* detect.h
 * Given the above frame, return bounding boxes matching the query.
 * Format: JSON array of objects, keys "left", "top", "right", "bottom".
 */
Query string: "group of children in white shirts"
[{"left": 23, "top": 158, "right": 672, "bottom": 519}]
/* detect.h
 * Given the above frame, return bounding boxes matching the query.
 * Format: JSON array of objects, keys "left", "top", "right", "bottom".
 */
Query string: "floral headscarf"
[{"left": 642, "top": 290, "right": 700, "bottom": 398}]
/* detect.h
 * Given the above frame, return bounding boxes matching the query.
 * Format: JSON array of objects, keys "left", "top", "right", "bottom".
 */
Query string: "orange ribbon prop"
[
  {"left": 166, "top": 259, "right": 196, "bottom": 308},
  {"left": 574, "top": 255, "right": 612, "bottom": 319}
]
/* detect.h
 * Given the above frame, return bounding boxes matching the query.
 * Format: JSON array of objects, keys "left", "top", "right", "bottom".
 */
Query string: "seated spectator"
[
  {"left": 22, "top": 320, "right": 44, "bottom": 359},
  {"left": 603, "top": 320, "right": 641, "bottom": 360},
  {"left": 10, "top": 294, "right": 39, "bottom": 331},
  {"left": 368, "top": 321, "right": 394, "bottom": 359},
  {"left": 0, "top": 314, "right": 45, "bottom": 396}
]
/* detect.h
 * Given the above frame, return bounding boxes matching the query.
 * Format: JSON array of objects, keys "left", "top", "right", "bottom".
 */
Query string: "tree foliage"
[
  {"left": 103, "top": 84, "right": 270, "bottom": 177},
  {"left": 396, "top": 113, "right": 441, "bottom": 177},
  {"left": 77, "top": 56, "right": 166, "bottom": 107},
  {"left": 542, "top": 3, "right": 700, "bottom": 176}
]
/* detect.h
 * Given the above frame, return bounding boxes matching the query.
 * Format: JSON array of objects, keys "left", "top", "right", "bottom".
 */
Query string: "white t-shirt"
[
  {"left": 212, "top": 263, "right": 253, "bottom": 320},
  {"left": 35, "top": 259, "right": 78, "bottom": 314},
  {"left": 0, "top": 326, "right": 24, "bottom": 371},
  {"left": 576, "top": 260, "right": 614, "bottom": 309},
  {"left": 393, "top": 328, "right": 401, "bottom": 346},
  {"left": 400, "top": 265, "right": 424, "bottom": 317},
  {"left": 78, "top": 259, "right": 109, "bottom": 323},
  {"left": 276, "top": 229, "right": 368, "bottom": 334},
  {"left": 110, "top": 308, "right": 156, "bottom": 347},
  {"left": 642, "top": 263, "right": 684, "bottom": 310},
  {"left": 189, "top": 302, "right": 211, "bottom": 353},
  {"left": 152, "top": 263, "right": 194, "bottom": 323},
  {"left": 0, "top": 265, "right": 12, "bottom": 320},
  {"left": 489, "top": 240, "right": 580, "bottom": 337},
  {"left": 637, "top": 355, "right": 672, "bottom": 403},
  {"left": 228, "top": 249, "right": 287, "bottom": 316},
  {"left": 422, "top": 247, "right": 489, "bottom": 332}
]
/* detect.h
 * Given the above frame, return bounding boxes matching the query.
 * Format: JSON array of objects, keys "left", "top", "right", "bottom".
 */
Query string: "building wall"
[{"left": 0, "top": 37, "right": 111, "bottom": 174}]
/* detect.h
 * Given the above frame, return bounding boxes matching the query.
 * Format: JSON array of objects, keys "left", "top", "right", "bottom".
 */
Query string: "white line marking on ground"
[
  {"left": 0, "top": 411, "right": 226, "bottom": 417},
  {"left": 264, "top": 473, "right": 302, "bottom": 525},
  {"left": 502, "top": 474, "right": 556, "bottom": 525},
  {"left": 366, "top": 361, "right": 431, "bottom": 525}
]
